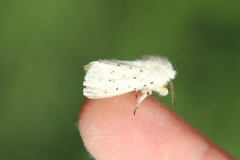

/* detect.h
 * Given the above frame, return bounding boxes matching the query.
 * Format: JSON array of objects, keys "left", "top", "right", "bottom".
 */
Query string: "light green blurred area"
[{"left": 0, "top": 0, "right": 240, "bottom": 159}]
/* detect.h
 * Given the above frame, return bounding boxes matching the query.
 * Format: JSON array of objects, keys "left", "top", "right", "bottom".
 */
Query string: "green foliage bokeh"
[{"left": 0, "top": 0, "right": 240, "bottom": 159}]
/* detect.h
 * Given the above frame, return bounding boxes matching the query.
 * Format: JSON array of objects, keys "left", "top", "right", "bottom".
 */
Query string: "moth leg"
[
  {"left": 134, "top": 88, "right": 152, "bottom": 115},
  {"left": 135, "top": 89, "right": 138, "bottom": 99}
]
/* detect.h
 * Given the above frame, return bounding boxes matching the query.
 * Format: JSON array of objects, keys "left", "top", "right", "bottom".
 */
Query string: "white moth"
[{"left": 83, "top": 55, "right": 177, "bottom": 114}]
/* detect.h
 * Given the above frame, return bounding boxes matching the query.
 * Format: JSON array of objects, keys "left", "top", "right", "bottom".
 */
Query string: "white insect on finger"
[{"left": 83, "top": 55, "right": 177, "bottom": 115}]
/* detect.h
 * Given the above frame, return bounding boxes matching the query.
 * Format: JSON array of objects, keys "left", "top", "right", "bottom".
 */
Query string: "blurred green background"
[{"left": 0, "top": 0, "right": 239, "bottom": 159}]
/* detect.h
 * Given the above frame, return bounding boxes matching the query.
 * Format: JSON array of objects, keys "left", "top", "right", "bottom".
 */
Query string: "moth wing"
[{"left": 83, "top": 60, "right": 149, "bottom": 99}]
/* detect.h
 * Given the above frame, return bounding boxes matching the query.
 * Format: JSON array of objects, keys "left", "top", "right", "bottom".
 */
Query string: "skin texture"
[{"left": 78, "top": 92, "right": 236, "bottom": 160}]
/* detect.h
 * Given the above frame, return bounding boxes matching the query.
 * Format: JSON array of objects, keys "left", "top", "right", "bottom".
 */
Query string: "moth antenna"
[
  {"left": 173, "top": 62, "right": 179, "bottom": 71},
  {"left": 169, "top": 80, "right": 176, "bottom": 109}
]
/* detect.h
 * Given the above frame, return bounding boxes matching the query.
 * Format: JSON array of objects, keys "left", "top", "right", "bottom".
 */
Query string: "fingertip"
[
  {"left": 78, "top": 93, "right": 235, "bottom": 160},
  {"left": 78, "top": 92, "right": 166, "bottom": 159},
  {"left": 78, "top": 93, "right": 175, "bottom": 159}
]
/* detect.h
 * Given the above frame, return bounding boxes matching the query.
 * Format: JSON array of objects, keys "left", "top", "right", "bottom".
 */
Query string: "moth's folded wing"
[{"left": 83, "top": 61, "right": 146, "bottom": 99}]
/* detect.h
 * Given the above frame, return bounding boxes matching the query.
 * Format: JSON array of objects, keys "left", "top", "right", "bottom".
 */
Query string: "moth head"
[
  {"left": 157, "top": 79, "right": 176, "bottom": 109},
  {"left": 158, "top": 86, "right": 169, "bottom": 96}
]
